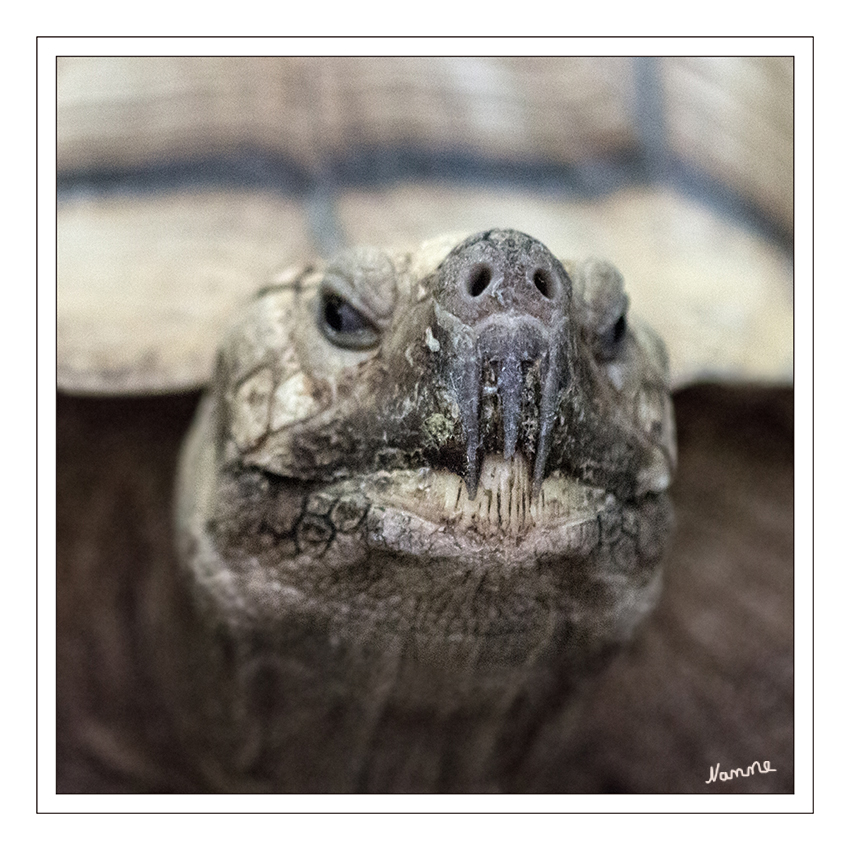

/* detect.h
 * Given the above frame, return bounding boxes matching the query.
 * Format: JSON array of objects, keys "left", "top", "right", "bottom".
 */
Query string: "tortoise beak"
[{"left": 429, "top": 229, "right": 574, "bottom": 499}]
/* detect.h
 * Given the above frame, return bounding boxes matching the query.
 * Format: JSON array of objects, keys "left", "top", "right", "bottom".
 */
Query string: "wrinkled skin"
[{"left": 175, "top": 230, "right": 676, "bottom": 789}]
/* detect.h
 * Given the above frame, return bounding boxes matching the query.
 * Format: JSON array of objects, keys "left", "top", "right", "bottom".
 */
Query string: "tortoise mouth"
[
  {"left": 361, "top": 451, "right": 607, "bottom": 540},
  {"left": 346, "top": 451, "right": 611, "bottom": 566}
]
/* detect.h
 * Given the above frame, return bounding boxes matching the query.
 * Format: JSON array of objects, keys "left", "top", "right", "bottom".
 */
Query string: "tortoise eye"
[{"left": 319, "top": 290, "right": 381, "bottom": 350}]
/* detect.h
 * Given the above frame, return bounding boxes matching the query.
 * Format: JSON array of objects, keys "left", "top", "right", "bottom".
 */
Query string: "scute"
[
  {"left": 57, "top": 190, "right": 792, "bottom": 395},
  {"left": 57, "top": 190, "right": 317, "bottom": 394}
]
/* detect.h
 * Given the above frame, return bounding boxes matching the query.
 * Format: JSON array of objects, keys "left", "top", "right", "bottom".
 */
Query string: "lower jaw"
[{"left": 369, "top": 452, "right": 605, "bottom": 531}]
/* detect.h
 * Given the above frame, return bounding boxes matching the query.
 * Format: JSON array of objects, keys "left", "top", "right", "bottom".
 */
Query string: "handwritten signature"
[{"left": 706, "top": 760, "right": 777, "bottom": 784}]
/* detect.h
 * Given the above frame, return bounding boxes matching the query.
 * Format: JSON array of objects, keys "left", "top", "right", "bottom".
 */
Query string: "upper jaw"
[{"left": 430, "top": 304, "right": 573, "bottom": 500}]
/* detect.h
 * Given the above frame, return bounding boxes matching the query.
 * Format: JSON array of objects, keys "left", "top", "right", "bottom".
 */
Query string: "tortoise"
[
  {"left": 55, "top": 58, "right": 794, "bottom": 796},
  {"left": 56, "top": 220, "right": 793, "bottom": 795}
]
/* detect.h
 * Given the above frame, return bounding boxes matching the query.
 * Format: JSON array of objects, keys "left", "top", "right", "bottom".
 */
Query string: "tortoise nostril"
[
  {"left": 467, "top": 264, "right": 493, "bottom": 298},
  {"left": 533, "top": 268, "right": 556, "bottom": 299}
]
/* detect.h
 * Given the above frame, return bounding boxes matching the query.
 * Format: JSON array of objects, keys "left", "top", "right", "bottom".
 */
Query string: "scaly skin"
[{"left": 175, "top": 230, "right": 676, "bottom": 791}]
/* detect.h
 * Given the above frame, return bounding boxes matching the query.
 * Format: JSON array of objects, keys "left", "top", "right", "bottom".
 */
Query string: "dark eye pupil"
[
  {"left": 611, "top": 314, "right": 626, "bottom": 344},
  {"left": 595, "top": 313, "right": 627, "bottom": 361},
  {"left": 325, "top": 296, "right": 362, "bottom": 334},
  {"left": 320, "top": 291, "right": 380, "bottom": 349}
]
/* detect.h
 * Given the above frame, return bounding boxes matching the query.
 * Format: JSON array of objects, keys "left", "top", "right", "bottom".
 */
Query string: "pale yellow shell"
[{"left": 57, "top": 57, "right": 792, "bottom": 394}]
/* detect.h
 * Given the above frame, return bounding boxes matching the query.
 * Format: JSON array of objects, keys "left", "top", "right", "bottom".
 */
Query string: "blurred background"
[{"left": 57, "top": 56, "right": 793, "bottom": 393}]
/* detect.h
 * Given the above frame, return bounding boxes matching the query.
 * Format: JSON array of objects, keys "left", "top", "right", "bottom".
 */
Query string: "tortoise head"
[{"left": 176, "top": 230, "right": 675, "bottom": 673}]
